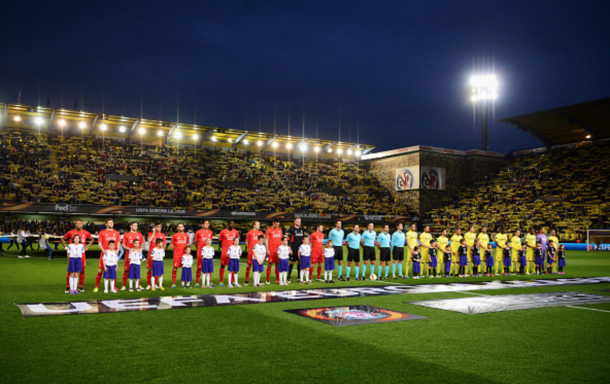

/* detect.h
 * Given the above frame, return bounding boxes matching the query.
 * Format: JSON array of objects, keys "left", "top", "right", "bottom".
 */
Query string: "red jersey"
[
  {"left": 218, "top": 229, "right": 239, "bottom": 254},
  {"left": 98, "top": 229, "right": 121, "bottom": 252},
  {"left": 265, "top": 227, "right": 283, "bottom": 252},
  {"left": 123, "top": 231, "right": 145, "bottom": 258},
  {"left": 63, "top": 229, "right": 92, "bottom": 256},
  {"left": 246, "top": 230, "right": 264, "bottom": 254},
  {"left": 310, "top": 231, "right": 325, "bottom": 253},
  {"left": 195, "top": 229, "right": 214, "bottom": 249},
  {"left": 171, "top": 232, "right": 190, "bottom": 258},
  {"left": 148, "top": 231, "right": 166, "bottom": 247}
]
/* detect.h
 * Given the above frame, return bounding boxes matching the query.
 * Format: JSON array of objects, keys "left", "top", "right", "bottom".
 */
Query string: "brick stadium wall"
[{"left": 365, "top": 151, "right": 507, "bottom": 214}]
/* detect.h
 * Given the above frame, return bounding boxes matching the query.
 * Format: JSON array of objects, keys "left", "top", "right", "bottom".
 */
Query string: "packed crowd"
[
  {"left": 1, "top": 130, "right": 414, "bottom": 217},
  {"left": 426, "top": 141, "right": 610, "bottom": 240}
]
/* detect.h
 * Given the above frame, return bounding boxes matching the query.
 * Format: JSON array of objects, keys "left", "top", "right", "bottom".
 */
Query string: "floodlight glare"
[
  {"left": 228, "top": 138, "right": 232, "bottom": 143},
  {"left": 328, "top": 148, "right": 333, "bottom": 153},
  {"left": 175, "top": 132, "right": 182, "bottom": 138},
  {"left": 257, "top": 140, "right": 263, "bottom": 146},
  {"left": 35, "top": 117, "right": 43, "bottom": 125},
  {"left": 272, "top": 142, "right": 278, "bottom": 148},
  {"left": 347, "top": 149, "right": 353, "bottom": 155},
  {"left": 470, "top": 74, "right": 498, "bottom": 101},
  {"left": 314, "top": 146, "right": 320, "bottom": 152},
  {"left": 211, "top": 136, "right": 217, "bottom": 141},
  {"left": 193, "top": 134, "right": 198, "bottom": 140},
  {"left": 355, "top": 150, "right": 362, "bottom": 157},
  {"left": 139, "top": 128, "right": 145, "bottom": 135},
  {"left": 101, "top": 124, "right": 107, "bottom": 131},
  {"left": 14, "top": 116, "right": 21, "bottom": 122},
  {"left": 243, "top": 139, "right": 248, "bottom": 145},
  {"left": 586, "top": 135, "right": 591, "bottom": 139},
  {"left": 119, "top": 126, "right": 126, "bottom": 132},
  {"left": 158, "top": 130, "right": 163, "bottom": 136},
  {"left": 79, "top": 122, "right": 86, "bottom": 129},
  {"left": 286, "top": 143, "right": 293, "bottom": 149},
  {"left": 300, "top": 143, "right": 307, "bottom": 151},
  {"left": 59, "top": 120, "right": 66, "bottom": 127},
  {"left": 337, "top": 149, "right": 343, "bottom": 155}
]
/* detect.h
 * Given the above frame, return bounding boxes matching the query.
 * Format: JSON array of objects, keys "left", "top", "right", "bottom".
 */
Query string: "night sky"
[{"left": 2, "top": 1, "right": 609, "bottom": 153}]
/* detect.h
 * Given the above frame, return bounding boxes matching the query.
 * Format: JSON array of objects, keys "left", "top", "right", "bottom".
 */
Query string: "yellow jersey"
[
  {"left": 477, "top": 233, "right": 490, "bottom": 249},
  {"left": 406, "top": 230, "right": 419, "bottom": 249},
  {"left": 495, "top": 233, "right": 507, "bottom": 249},
  {"left": 464, "top": 232, "right": 476, "bottom": 247},
  {"left": 510, "top": 236, "right": 522, "bottom": 250},
  {"left": 525, "top": 233, "right": 537, "bottom": 249},
  {"left": 437, "top": 235, "right": 449, "bottom": 254},
  {"left": 450, "top": 234, "right": 463, "bottom": 253},
  {"left": 548, "top": 235, "right": 559, "bottom": 249},
  {"left": 419, "top": 232, "right": 432, "bottom": 248}
]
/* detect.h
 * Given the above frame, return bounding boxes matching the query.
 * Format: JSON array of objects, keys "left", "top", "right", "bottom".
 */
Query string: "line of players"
[{"left": 61, "top": 217, "right": 569, "bottom": 293}]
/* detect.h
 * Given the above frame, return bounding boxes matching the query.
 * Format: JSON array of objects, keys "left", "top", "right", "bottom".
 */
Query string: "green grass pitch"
[{"left": 1, "top": 246, "right": 609, "bottom": 383}]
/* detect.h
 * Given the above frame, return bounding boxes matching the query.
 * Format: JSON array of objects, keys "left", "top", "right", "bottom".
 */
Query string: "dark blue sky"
[{"left": 1, "top": 1, "right": 609, "bottom": 153}]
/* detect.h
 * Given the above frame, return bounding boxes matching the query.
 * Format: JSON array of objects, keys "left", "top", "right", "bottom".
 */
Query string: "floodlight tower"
[{"left": 470, "top": 74, "right": 498, "bottom": 150}]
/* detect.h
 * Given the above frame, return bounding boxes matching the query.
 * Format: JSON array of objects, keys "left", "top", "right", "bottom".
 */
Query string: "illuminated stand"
[{"left": 471, "top": 74, "right": 498, "bottom": 150}]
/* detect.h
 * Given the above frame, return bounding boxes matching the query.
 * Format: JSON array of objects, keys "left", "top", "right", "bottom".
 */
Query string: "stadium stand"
[
  {"left": 1, "top": 129, "right": 416, "bottom": 217},
  {"left": 425, "top": 141, "right": 610, "bottom": 240}
]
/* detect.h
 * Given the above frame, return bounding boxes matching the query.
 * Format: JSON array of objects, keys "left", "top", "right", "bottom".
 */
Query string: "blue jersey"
[
  {"left": 391, "top": 231, "right": 406, "bottom": 249},
  {"left": 346, "top": 232, "right": 362, "bottom": 249},
  {"left": 377, "top": 232, "right": 391, "bottom": 248},
  {"left": 328, "top": 228, "right": 345, "bottom": 247},
  {"left": 362, "top": 230, "right": 377, "bottom": 247}
]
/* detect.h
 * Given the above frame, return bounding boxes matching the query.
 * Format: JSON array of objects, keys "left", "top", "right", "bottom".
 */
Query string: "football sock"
[
  {"left": 266, "top": 264, "right": 272, "bottom": 281},
  {"left": 172, "top": 270, "right": 177, "bottom": 284},
  {"left": 79, "top": 270, "right": 85, "bottom": 288},
  {"left": 147, "top": 270, "right": 152, "bottom": 286},
  {"left": 299, "top": 270, "right": 304, "bottom": 282},
  {"left": 245, "top": 265, "right": 251, "bottom": 282},
  {"left": 392, "top": 264, "right": 397, "bottom": 276},
  {"left": 196, "top": 267, "right": 202, "bottom": 284},
  {"left": 123, "top": 271, "right": 129, "bottom": 287},
  {"left": 317, "top": 264, "right": 322, "bottom": 279},
  {"left": 346, "top": 266, "right": 351, "bottom": 278},
  {"left": 136, "top": 279, "right": 140, "bottom": 287},
  {"left": 355, "top": 267, "right": 360, "bottom": 278},
  {"left": 288, "top": 264, "right": 294, "bottom": 279},
  {"left": 361, "top": 265, "right": 366, "bottom": 278},
  {"left": 324, "top": 271, "right": 328, "bottom": 280},
  {"left": 433, "top": 269, "right": 437, "bottom": 277},
  {"left": 378, "top": 265, "right": 382, "bottom": 276},
  {"left": 219, "top": 267, "right": 225, "bottom": 284},
  {"left": 95, "top": 271, "right": 103, "bottom": 288},
  {"left": 385, "top": 265, "right": 389, "bottom": 277},
  {"left": 338, "top": 265, "right": 343, "bottom": 277},
  {"left": 275, "top": 264, "right": 280, "bottom": 282},
  {"left": 398, "top": 264, "right": 403, "bottom": 277},
  {"left": 66, "top": 273, "right": 70, "bottom": 289},
  {"left": 104, "top": 279, "right": 109, "bottom": 291},
  {"left": 129, "top": 280, "right": 133, "bottom": 289},
  {"left": 370, "top": 264, "right": 375, "bottom": 275},
  {"left": 111, "top": 279, "right": 115, "bottom": 290},
  {"left": 159, "top": 276, "right": 163, "bottom": 286}
]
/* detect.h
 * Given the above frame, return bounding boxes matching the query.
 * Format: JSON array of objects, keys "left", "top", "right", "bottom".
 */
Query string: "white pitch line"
[
  {"left": 459, "top": 291, "right": 490, "bottom": 296},
  {"left": 566, "top": 305, "right": 610, "bottom": 313}
]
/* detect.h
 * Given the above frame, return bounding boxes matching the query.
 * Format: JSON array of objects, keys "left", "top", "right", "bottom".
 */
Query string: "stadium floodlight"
[
  {"left": 79, "top": 122, "right": 86, "bottom": 129},
  {"left": 228, "top": 138, "right": 232, "bottom": 143},
  {"left": 59, "top": 119, "right": 66, "bottom": 127},
  {"left": 337, "top": 148, "right": 343, "bottom": 155},
  {"left": 272, "top": 141, "right": 278, "bottom": 148},
  {"left": 101, "top": 124, "right": 107, "bottom": 131},
  {"left": 586, "top": 135, "right": 591, "bottom": 139},
  {"left": 286, "top": 143, "right": 292, "bottom": 149},
  {"left": 300, "top": 143, "right": 307, "bottom": 151},
  {"left": 328, "top": 148, "right": 332, "bottom": 153},
  {"left": 470, "top": 73, "right": 498, "bottom": 150},
  {"left": 14, "top": 116, "right": 21, "bottom": 122},
  {"left": 355, "top": 150, "right": 361, "bottom": 157},
  {"left": 314, "top": 146, "right": 320, "bottom": 152},
  {"left": 257, "top": 140, "right": 263, "bottom": 146},
  {"left": 347, "top": 149, "right": 353, "bottom": 155},
  {"left": 211, "top": 136, "right": 217, "bottom": 141},
  {"left": 470, "top": 74, "right": 498, "bottom": 101},
  {"left": 193, "top": 134, "right": 198, "bottom": 140},
  {"left": 139, "top": 128, "right": 145, "bottom": 135},
  {"left": 243, "top": 139, "right": 248, "bottom": 145},
  {"left": 175, "top": 132, "right": 182, "bottom": 138},
  {"left": 35, "top": 117, "right": 43, "bottom": 125},
  {"left": 157, "top": 130, "right": 163, "bottom": 136},
  {"left": 119, "top": 126, "right": 126, "bottom": 132}
]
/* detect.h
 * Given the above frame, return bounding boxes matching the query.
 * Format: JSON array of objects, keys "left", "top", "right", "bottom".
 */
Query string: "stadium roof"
[
  {"left": 499, "top": 97, "right": 610, "bottom": 147},
  {"left": 0, "top": 103, "right": 374, "bottom": 157}
]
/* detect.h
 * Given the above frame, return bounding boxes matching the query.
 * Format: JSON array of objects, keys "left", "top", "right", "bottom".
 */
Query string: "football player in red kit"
[
  {"left": 194, "top": 219, "right": 214, "bottom": 287},
  {"left": 244, "top": 221, "right": 263, "bottom": 285},
  {"left": 265, "top": 219, "right": 283, "bottom": 284},
  {"left": 218, "top": 220, "right": 239, "bottom": 287},
  {"left": 170, "top": 223, "right": 190, "bottom": 289},
  {"left": 121, "top": 222, "right": 144, "bottom": 290},
  {"left": 146, "top": 222, "right": 166, "bottom": 290},
  {"left": 309, "top": 224, "right": 325, "bottom": 281},
  {"left": 94, "top": 218, "right": 122, "bottom": 292},
  {"left": 61, "top": 219, "right": 94, "bottom": 293}
]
